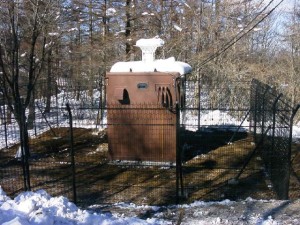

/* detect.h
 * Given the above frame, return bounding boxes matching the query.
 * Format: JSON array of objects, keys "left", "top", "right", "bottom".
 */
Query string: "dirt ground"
[{"left": 1, "top": 127, "right": 300, "bottom": 208}]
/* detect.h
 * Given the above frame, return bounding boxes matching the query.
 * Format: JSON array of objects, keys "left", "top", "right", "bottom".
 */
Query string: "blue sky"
[{"left": 272, "top": 0, "right": 294, "bottom": 13}]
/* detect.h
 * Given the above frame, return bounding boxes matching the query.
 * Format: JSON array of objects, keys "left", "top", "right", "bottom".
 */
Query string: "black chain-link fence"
[
  {"left": 0, "top": 78, "right": 299, "bottom": 206},
  {"left": 250, "top": 79, "right": 300, "bottom": 199}
]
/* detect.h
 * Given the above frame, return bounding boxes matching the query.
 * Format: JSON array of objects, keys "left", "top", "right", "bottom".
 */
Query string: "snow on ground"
[
  {"left": 294, "top": 124, "right": 300, "bottom": 141},
  {"left": 0, "top": 187, "right": 165, "bottom": 225},
  {"left": 2, "top": 109, "right": 299, "bottom": 150},
  {"left": 1, "top": 187, "right": 300, "bottom": 225},
  {"left": 182, "top": 110, "right": 250, "bottom": 130}
]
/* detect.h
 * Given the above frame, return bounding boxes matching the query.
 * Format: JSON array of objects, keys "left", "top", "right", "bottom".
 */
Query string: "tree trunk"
[
  {"left": 44, "top": 50, "right": 52, "bottom": 113},
  {"left": 27, "top": 89, "right": 35, "bottom": 130},
  {"left": 125, "top": 0, "right": 132, "bottom": 61}
]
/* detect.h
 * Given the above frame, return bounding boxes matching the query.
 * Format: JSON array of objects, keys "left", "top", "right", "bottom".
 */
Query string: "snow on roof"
[
  {"left": 110, "top": 37, "right": 192, "bottom": 75},
  {"left": 110, "top": 57, "right": 192, "bottom": 75},
  {"left": 135, "top": 37, "right": 164, "bottom": 48}
]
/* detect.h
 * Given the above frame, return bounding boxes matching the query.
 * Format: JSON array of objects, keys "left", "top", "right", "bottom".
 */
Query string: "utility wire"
[
  {"left": 198, "top": 0, "right": 277, "bottom": 66},
  {"left": 199, "top": 0, "right": 278, "bottom": 67},
  {"left": 198, "top": 0, "right": 285, "bottom": 68}
]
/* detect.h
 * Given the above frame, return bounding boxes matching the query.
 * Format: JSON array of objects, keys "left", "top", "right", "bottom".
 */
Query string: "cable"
[
  {"left": 198, "top": 0, "right": 278, "bottom": 66},
  {"left": 198, "top": 0, "right": 285, "bottom": 68}
]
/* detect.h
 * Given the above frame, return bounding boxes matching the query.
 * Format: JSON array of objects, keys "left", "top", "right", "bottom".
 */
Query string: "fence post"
[
  {"left": 96, "top": 76, "right": 104, "bottom": 128},
  {"left": 253, "top": 81, "right": 258, "bottom": 143},
  {"left": 66, "top": 103, "right": 77, "bottom": 204},
  {"left": 176, "top": 102, "right": 184, "bottom": 204},
  {"left": 261, "top": 87, "right": 270, "bottom": 144},
  {"left": 197, "top": 77, "right": 201, "bottom": 129},
  {"left": 3, "top": 104, "right": 8, "bottom": 148},
  {"left": 56, "top": 84, "right": 59, "bottom": 127}
]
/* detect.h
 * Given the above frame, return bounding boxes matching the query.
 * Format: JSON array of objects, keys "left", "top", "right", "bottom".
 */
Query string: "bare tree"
[
  {"left": 0, "top": 0, "right": 59, "bottom": 189},
  {"left": 279, "top": 0, "right": 300, "bottom": 107}
]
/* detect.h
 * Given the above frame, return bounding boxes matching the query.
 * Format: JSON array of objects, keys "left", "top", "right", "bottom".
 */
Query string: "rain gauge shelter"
[{"left": 106, "top": 38, "right": 192, "bottom": 162}]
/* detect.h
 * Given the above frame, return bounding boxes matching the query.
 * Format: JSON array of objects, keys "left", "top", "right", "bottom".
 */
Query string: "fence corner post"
[{"left": 176, "top": 102, "right": 184, "bottom": 204}]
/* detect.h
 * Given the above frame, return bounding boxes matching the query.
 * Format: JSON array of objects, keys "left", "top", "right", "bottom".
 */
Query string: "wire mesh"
[
  {"left": 0, "top": 78, "right": 299, "bottom": 206},
  {"left": 250, "top": 79, "right": 295, "bottom": 199}
]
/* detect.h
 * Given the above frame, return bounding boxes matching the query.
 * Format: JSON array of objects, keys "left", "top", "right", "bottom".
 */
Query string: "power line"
[{"left": 198, "top": 0, "right": 285, "bottom": 68}]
